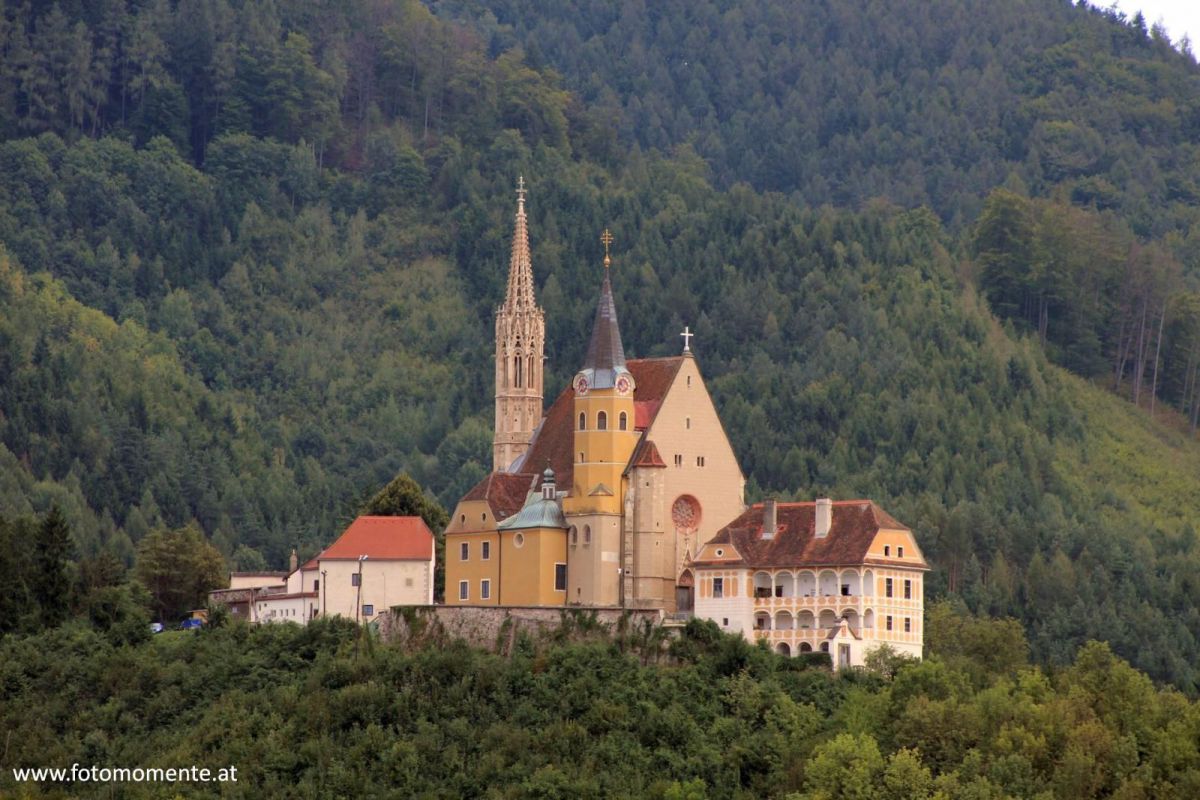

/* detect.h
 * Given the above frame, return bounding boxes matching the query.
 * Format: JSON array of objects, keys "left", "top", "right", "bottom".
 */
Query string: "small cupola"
[{"left": 541, "top": 466, "right": 556, "bottom": 500}]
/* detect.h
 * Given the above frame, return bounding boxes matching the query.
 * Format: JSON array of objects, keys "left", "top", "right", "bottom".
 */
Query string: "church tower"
[
  {"left": 493, "top": 177, "right": 545, "bottom": 472},
  {"left": 563, "top": 231, "right": 639, "bottom": 605}
]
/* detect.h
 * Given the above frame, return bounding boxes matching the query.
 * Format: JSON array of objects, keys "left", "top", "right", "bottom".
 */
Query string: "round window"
[
  {"left": 715, "top": 548, "right": 724, "bottom": 557},
  {"left": 672, "top": 495, "right": 701, "bottom": 530},
  {"left": 514, "top": 533, "right": 525, "bottom": 547}
]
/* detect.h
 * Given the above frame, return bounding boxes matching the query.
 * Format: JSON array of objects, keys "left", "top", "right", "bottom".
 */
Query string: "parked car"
[
  {"left": 179, "top": 618, "right": 204, "bottom": 630},
  {"left": 149, "top": 622, "right": 164, "bottom": 634}
]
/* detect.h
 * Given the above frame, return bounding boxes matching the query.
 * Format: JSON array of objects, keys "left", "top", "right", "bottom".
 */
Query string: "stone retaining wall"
[{"left": 380, "top": 605, "right": 666, "bottom": 652}]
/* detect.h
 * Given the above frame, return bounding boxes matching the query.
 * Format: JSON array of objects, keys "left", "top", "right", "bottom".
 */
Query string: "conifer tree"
[{"left": 32, "top": 505, "right": 73, "bottom": 628}]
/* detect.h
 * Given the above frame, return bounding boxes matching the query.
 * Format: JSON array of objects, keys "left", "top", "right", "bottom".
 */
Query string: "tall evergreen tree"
[{"left": 32, "top": 505, "right": 73, "bottom": 628}]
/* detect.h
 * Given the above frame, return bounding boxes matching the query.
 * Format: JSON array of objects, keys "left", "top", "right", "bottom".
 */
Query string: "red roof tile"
[
  {"left": 694, "top": 501, "right": 927, "bottom": 570},
  {"left": 628, "top": 438, "right": 667, "bottom": 469},
  {"left": 634, "top": 401, "right": 659, "bottom": 430},
  {"left": 461, "top": 472, "right": 535, "bottom": 521},
  {"left": 299, "top": 558, "right": 320, "bottom": 571},
  {"left": 518, "top": 357, "right": 685, "bottom": 489},
  {"left": 320, "top": 516, "right": 434, "bottom": 561}
]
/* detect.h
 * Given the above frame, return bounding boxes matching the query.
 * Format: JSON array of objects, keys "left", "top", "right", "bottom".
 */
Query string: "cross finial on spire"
[
  {"left": 601, "top": 228, "right": 614, "bottom": 269},
  {"left": 680, "top": 325, "right": 694, "bottom": 353},
  {"left": 517, "top": 175, "right": 526, "bottom": 205}
]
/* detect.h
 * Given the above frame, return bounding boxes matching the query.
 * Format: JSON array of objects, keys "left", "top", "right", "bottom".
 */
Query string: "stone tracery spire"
[
  {"left": 494, "top": 176, "right": 545, "bottom": 472},
  {"left": 504, "top": 176, "right": 537, "bottom": 311}
]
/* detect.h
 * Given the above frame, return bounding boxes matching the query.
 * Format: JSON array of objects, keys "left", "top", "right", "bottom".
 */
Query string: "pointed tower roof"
[
  {"left": 583, "top": 270, "right": 627, "bottom": 372},
  {"left": 502, "top": 176, "right": 536, "bottom": 311},
  {"left": 579, "top": 229, "right": 631, "bottom": 388}
]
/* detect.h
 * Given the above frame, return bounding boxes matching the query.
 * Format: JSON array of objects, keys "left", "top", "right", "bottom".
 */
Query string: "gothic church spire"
[
  {"left": 494, "top": 176, "right": 545, "bottom": 472},
  {"left": 504, "top": 176, "right": 537, "bottom": 311}
]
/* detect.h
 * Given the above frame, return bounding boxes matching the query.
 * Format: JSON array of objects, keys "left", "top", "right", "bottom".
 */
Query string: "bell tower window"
[
  {"left": 597, "top": 411, "right": 608, "bottom": 430},
  {"left": 514, "top": 356, "right": 523, "bottom": 388},
  {"left": 578, "top": 412, "right": 586, "bottom": 430},
  {"left": 619, "top": 412, "right": 628, "bottom": 431}
]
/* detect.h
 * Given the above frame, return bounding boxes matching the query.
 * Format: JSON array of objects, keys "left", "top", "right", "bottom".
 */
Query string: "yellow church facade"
[{"left": 444, "top": 180, "right": 745, "bottom": 612}]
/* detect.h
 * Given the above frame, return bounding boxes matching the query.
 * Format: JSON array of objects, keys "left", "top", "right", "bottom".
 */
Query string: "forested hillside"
[
  {"left": 3, "top": 613, "right": 1200, "bottom": 799},
  {"left": 1, "top": 0, "right": 1199, "bottom": 694}
]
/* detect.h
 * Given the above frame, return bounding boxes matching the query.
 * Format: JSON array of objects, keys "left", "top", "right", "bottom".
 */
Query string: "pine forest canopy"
[{"left": 0, "top": 0, "right": 1198, "bottom": 696}]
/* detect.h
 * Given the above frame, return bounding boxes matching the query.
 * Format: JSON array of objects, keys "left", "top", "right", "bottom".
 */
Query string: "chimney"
[
  {"left": 289, "top": 548, "right": 298, "bottom": 573},
  {"left": 762, "top": 499, "right": 777, "bottom": 539},
  {"left": 815, "top": 498, "right": 832, "bottom": 538}
]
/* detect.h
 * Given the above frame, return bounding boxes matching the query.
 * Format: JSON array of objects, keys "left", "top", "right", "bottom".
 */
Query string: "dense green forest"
[
  {"left": 1, "top": 0, "right": 1200, "bottom": 702},
  {"left": 3, "top": 610, "right": 1200, "bottom": 799}
]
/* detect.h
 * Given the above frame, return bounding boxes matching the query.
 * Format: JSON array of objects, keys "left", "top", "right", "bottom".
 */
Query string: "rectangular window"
[
  {"left": 554, "top": 563, "right": 567, "bottom": 591},
  {"left": 898, "top": 546, "right": 905, "bottom": 558},
  {"left": 713, "top": 578, "right": 724, "bottom": 598},
  {"left": 885, "top": 578, "right": 893, "bottom": 598},
  {"left": 841, "top": 584, "right": 850, "bottom": 596},
  {"left": 884, "top": 545, "right": 890, "bottom": 557},
  {"left": 313, "top": 580, "right": 319, "bottom": 592},
  {"left": 351, "top": 573, "right": 360, "bottom": 587},
  {"left": 481, "top": 579, "right": 491, "bottom": 600},
  {"left": 886, "top": 615, "right": 893, "bottom": 631},
  {"left": 482, "top": 541, "right": 491, "bottom": 560},
  {"left": 460, "top": 542, "right": 469, "bottom": 561},
  {"left": 904, "top": 617, "right": 912, "bottom": 633},
  {"left": 674, "top": 454, "right": 683, "bottom": 467},
  {"left": 686, "top": 417, "right": 691, "bottom": 429},
  {"left": 362, "top": 604, "right": 374, "bottom": 617},
  {"left": 904, "top": 579, "right": 912, "bottom": 599},
  {"left": 458, "top": 580, "right": 468, "bottom": 601}
]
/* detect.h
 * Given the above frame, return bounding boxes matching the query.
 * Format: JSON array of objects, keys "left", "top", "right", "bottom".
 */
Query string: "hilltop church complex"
[{"left": 442, "top": 180, "right": 929, "bottom": 666}]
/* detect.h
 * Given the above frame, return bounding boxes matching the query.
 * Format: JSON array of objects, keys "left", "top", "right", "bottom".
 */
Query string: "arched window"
[
  {"left": 570, "top": 526, "right": 578, "bottom": 545},
  {"left": 578, "top": 412, "right": 586, "bottom": 430},
  {"left": 597, "top": 411, "right": 608, "bottom": 430},
  {"left": 619, "top": 411, "right": 628, "bottom": 431},
  {"left": 583, "top": 525, "right": 591, "bottom": 544}
]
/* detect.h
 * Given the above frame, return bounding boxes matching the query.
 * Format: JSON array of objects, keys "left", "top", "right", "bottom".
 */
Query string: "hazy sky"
[{"left": 1112, "top": 0, "right": 1200, "bottom": 50}]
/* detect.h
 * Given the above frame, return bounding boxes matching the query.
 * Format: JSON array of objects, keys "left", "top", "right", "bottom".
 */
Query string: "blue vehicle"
[{"left": 179, "top": 618, "right": 204, "bottom": 630}]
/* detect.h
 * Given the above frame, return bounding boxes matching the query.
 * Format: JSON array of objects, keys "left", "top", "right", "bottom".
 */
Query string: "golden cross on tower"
[
  {"left": 600, "top": 228, "right": 614, "bottom": 268},
  {"left": 516, "top": 175, "right": 526, "bottom": 203}
]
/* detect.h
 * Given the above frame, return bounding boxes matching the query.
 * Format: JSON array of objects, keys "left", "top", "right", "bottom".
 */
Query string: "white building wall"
[
  {"left": 254, "top": 594, "right": 316, "bottom": 624},
  {"left": 319, "top": 558, "right": 434, "bottom": 623}
]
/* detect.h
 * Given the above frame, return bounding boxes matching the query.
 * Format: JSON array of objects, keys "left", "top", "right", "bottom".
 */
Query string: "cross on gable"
[{"left": 680, "top": 325, "right": 694, "bottom": 353}]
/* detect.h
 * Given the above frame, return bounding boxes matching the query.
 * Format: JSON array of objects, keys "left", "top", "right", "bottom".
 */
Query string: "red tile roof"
[
  {"left": 320, "top": 516, "right": 434, "bottom": 561},
  {"left": 461, "top": 471, "right": 535, "bottom": 521},
  {"left": 693, "top": 501, "right": 927, "bottom": 570},
  {"left": 628, "top": 438, "right": 667, "bottom": 469},
  {"left": 299, "top": 558, "right": 320, "bottom": 571},
  {"left": 519, "top": 357, "right": 685, "bottom": 489}
]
